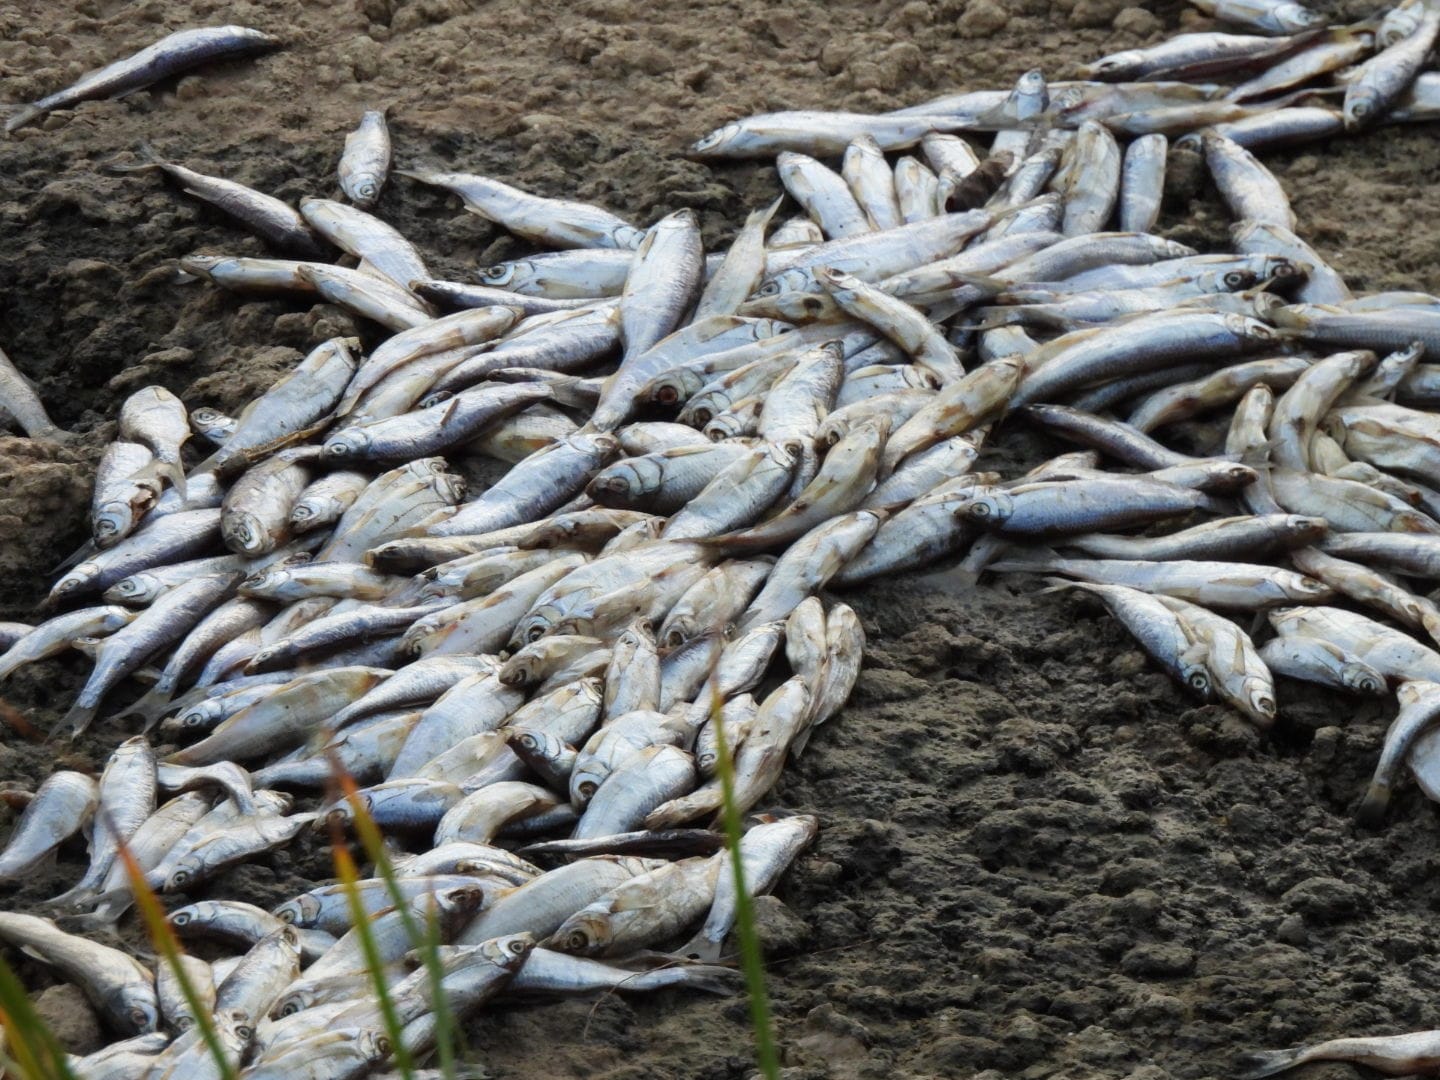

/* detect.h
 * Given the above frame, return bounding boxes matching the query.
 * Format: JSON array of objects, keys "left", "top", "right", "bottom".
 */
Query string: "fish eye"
[
  {"left": 508, "top": 939, "right": 528, "bottom": 955},
  {"left": 481, "top": 265, "right": 514, "bottom": 285},
  {"left": 577, "top": 780, "right": 598, "bottom": 799},
  {"left": 276, "top": 906, "right": 296, "bottom": 923},
  {"left": 130, "top": 1007, "right": 151, "bottom": 1028},
  {"left": 525, "top": 625, "right": 547, "bottom": 643},
  {"left": 236, "top": 1023, "right": 254, "bottom": 1040},
  {"left": 1224, "top": 271, "right": 1246, "bottom": 289},
  {"left": 170, "top": 869, "right": 191, "bottom": 887},
  {"left": 183, "top": 712, "right": 204, "bottom": 727},
  {"left": 375, "top": 1035, "right": 392, "bottom": 1055},
  {"left": 280, "top": 1000, "right": 302, "bottom": 1016},
  {"left": 323, "top": 442, "right": 350, "bottom": 457},
  {"left": 757, "top": 281, "right": 781, "bottom": 297},
  {"left": 564, "top": 930, "right": 590, "bottom": 950},
  {"left": 656, "top": 385, "right": 679, "bottom": 404},
  {"left": 966, "top": 502, "right": 991, "bottom": 518},
  {"left": 1187, "top": 672, "right": 1209, "bottom": 690}
]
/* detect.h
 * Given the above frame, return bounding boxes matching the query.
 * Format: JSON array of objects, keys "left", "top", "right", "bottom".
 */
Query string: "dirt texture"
[{"left": 1, "top": 0, "right": 1439, "bottom": 1078}]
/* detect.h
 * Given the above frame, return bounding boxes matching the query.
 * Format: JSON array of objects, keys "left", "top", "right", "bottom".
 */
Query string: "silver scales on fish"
[{"left": 3, "top": 2, "right": 1440, "bottom": 1075}]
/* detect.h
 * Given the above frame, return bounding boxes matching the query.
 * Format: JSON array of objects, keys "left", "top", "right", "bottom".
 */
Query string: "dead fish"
[
  {"left": 0, "top": 343, "right": 71, "bottom": 441},
  {"left": 5, "top": 25, "right": 280, "bottom": 133},
  {"left": 338, "top": 109, "right": 391, "bottom": 208},
  {"left": 1238, "top": 1029, "right": 1440, "bottom": 1078},
  {"left": 104, "top": 145, "right": 327, "bottom": 257}
]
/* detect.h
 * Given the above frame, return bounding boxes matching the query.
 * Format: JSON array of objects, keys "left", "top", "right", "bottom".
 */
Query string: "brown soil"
[{"left": 2, "top": 0, "right": 1439, "bottom": 1077}]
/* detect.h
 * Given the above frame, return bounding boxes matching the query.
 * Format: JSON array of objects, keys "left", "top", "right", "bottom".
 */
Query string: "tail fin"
[
  {"left": 1356, "top": 781, "right": 1390, "bottom": 828},
  {"left": 98, "top": 141, "right": 167, "bottom": 175},
  {"left": 3, "top": 104, "right": 45, "bottom": 135},
  {"left": 51, "top": 539, "right": 98, "bottom": 576},
  {"left": 1234, "top": 1048, "right": 1305, "bottom": 1080},
  {"left": 126, "top": 688, "right": 177, "bottom": 733},
  {"left": 61, "top": 702, "right": 97, "bottom": 740}
]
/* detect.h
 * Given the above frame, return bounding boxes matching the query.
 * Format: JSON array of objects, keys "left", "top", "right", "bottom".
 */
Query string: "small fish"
[
  {"left": 0, "top": 344, "right": 71, "bottom": 440},
  {"left": 1238, "top": 1029, "right": 1440, "bottom": 1078},
  {"left": 6, "top": 25, "right": 280, "bottom": 133},
  {"left": 338, "top": 109, "right": 391, "bottom": 207},
  {"left": 105, "top": 145, "right": 326, "bottom": 257}
]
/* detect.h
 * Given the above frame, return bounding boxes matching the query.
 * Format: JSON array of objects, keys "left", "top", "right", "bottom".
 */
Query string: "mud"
[{"left": 2, "top": 0, "right": 1439, "bottom": 1077}]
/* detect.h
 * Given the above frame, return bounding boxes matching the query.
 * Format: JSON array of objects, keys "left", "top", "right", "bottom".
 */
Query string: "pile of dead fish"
[{"left": 3, "top": 3, "right": 1440, "bottom": 1076}]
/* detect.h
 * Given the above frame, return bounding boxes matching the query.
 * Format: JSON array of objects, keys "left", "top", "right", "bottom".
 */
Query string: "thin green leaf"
[{"left": 708, "top": 684, "right": 781, "bottom": 1080}]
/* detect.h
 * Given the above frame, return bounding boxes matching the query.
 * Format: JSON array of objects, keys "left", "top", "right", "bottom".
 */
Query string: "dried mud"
[{"left": 2, "top": 0, "right": 1439, "bottom": 1077}]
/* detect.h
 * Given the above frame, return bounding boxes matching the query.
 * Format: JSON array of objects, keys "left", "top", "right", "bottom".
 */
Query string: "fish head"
[
  {"left": 358, "top": 1030, "right": 392, "bottom": 1063},
  {"left": 239, "top": 567, "right": 285, "bottom": 597},
  {"left": 1224, "top": 314, "right": 1283, "bottom": 346},
  {"left": 178, "top": 255, "right": 226, "bottom": 280},
  {"left": 1341, "top": 661, "right": 1387, "bottom": 696},
  {"left": 1344, "top": 87, "right": 1382, "bottom": 131},
  {"left": 49, "top": 564, "right": 99, "bottom": 603},
  {"left": 512, "top": 606, "right": 561, "bottom": 649},
  {"left": 163, "top": 858, "right": 202, "bottom": 894},
  {"left": 549, "top": 910, "right": 612, "bottom": 955},
  {"left": 1201, "top": 268, "right": 1258, "bottom": 294},
  {"left": 350, "top": 175, "right": 382, "bottom": 205},
  {"left": 107, "top": 573, "right": 162, "bottom": 605},
  {"left": 322, "top": 429, "right": 369, "bottom": 460},
  {"left": 1077, "top": 52, "right": 1141, "bottom": 80},
  {"left": 93, "top": 500, "right": 142, "bottom": 546},
  {"left": 432, "top": 471, "right": 469, "bottom": 504},
  {"left": 271, "top": 986, "right": 314, "bottom": 1018},
  {"left": 273, "top": 893, "right": 322, "bottom": 926},
  {"left": 479, "top": 262, "right": 519, "bottom": 287},
  {"left": 1277, "top": 3, "right": 1325, "bottom": 29},
  {"left": 1244, "top": 677, "right": 1277, "bottom": 723},
  {"left": 1178, "top": 649, "right": 1212, "bottom": 698},
  {"left": 480, "top": 931, "right": 538, "bottom": 970},
  {"left": 691, "top": 122, "right": 742, "bottom": 156},
  {"left": 289, "top": 499, "right": 325, "bottom": 529},
  {"left": 223, "top": 512, "right": 270, "bottom": 558},
  {"left": 1290, "top": 574, "right": 1334, "bottom": 601},
  {"left": 569, "top": 765, "right": 605, "bottom": 808},
  {"left": 108, "top": 983, "right": 160, "bottom": 1035},
  {"left": 587, "top": 459, "right": 658, "bottom": 507},
  {"left": 953, "top": 489, "right": 1013, "bottom": 527}
]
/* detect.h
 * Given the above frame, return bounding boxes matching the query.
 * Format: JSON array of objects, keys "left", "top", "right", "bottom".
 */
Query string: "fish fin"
[
  {"left": 61, "top": 702, "right": 97, "bottom": 740},
  {"left": 1037, "top": 576, "right": 1085, "bottom": 596},
  {"left": 674, "top": 932, "right": 724, "bottom": 963},
  {"left": 2, "top": 104, "right": 44, "bottom": 135},
  {"left": 1233, "top": 1049, "right": 1305, "bottom": 1080},
  {"left": 126, "top": 689, "right": 176, "bottom": 732},
  {"left": 789, "top": 723, "right": 814, "bottom": 759},
  {"left": 50, "top": 539, "right": 97, "bottom": 576},
  {"left": 129, "top": 457, "right": 188, "bottom": 501},
  {"left": 1356, "top": 781, "right": 1391, "bottom": 828}
]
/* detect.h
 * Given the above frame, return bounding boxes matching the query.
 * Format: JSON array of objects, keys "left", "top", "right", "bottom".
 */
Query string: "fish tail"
[
  {"left": 2, "top": 105, "right": 44, "bottom": 135},
  {"left": 675, "top": 932, "right": 726, "bottom": 964},
  {"left": 98, "top": 141, "right": 168, "bottom": 175},
  {"left": 1234, "top": 1048, "right": 1306, "bottom": 1079},
  {"left": 61, "top": 701, "right": 97, "bottom": 740},
  {"left": 127, "top": 689, "right": 176, "bottom": 732},
  {"left": 1356, "top": 781, "right": 1391, "bottom": 827},
  {"left": 50, "top": 539, "right": 97, "bottom": 576}
]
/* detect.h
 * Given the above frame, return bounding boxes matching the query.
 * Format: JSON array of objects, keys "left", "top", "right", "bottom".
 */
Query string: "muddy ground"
[{"left": 2, "top": 0, "right": 1439, "bottom": 1077}]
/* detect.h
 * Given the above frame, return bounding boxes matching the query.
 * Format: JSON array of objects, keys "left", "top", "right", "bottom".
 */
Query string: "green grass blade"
[
  {"left": 328, "top": 830, "right": 417, "bottom": 1080},
  {"left": 707, "top": 684, "right": 781, "bottom": 1080},
  {"left": 0, "top": 951, "right": 79, "bottom": 1080},
  {"left": 113, "top": 829, "right": 237, "bottom": 1080},
  {"left": 326, "top": 755, "right": 460, "bottom": 1079}
]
